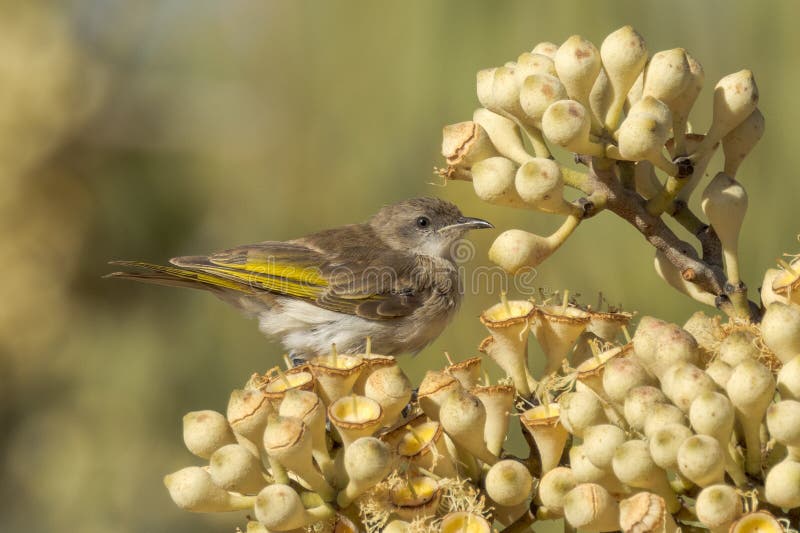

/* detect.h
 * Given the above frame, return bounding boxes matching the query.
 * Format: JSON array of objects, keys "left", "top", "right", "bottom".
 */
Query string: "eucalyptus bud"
[
  {"left": 612, "top": 439, "right": 680, "bottom": 512},
  {"left": 563, "top": 483, "right": 620, "bottom": 532},
  {"left": 599, "top": 25, "right": 648, "bottom": 130},
  {"left": 693, "top": 70, "right": 759, "bottom": 158},
  {"left": 760, "top": 301, "right": 800, "bottom": 364},
  {"left": 183, "top": 410, "right": 237, "bottom": 460},
  {"left": 726, "top": 359, "right": 775, "bottom": 476},
  {"left": 670, "top": 51, "right": 704, "bottom": 155},
  {"left": 472, "top": 384, "right": 515, "bottom": 456},
  {"left": 337, "top": 437, "right": 393, "bottom": 507},
  {"left": 515, "top": 158, "right": 573, "bottom": 214},
  {"left": 164, "top": 466, "right": 255, "bottom": 512},
  {"left": 417, "top": 370, "right": 462, "bottom": 421},
  {"left": 701, "top": 172, "right": 748, "bottom": 284},
  {"left": 559, "top": 390, "right": 607, "bottom": 438},
  {"left": 226, "top": 389, "right": 272, "bottom": 445},
  {"left": 677, "top": 434, "right": 726, "bottom": 487},
  {"left": 209, "top": 444, "right": 267, "bottom": 494},
  {"left": 642, "top": 48, "right": 692, "bottom": 110},
  {"left": 554, "top": 35, "right": 601, "bottom": 123},
  {"left": 485, "top": 459, "right": 533, "bottom": 507},
  {"left": 778, "top": 354, "right": 800, "bottom": 401},
  {"left": 473, "top": 108, "right": 533, "bottom": 165},
  {"left": 254, "top": 484, "right": 334, "bottom": 531},
  {"left": 723, "top": 108, "right": 765, "bottom": 176},
  {"left": 764, "top": 458, "right": 800, "bottom": 509},
  {"left": 542, "top": 100, "right": 603, "bottom": 156},
  {"left": 515, "top": 52, "right": 557, "bottom": 83},
  {"left": 489, "top": 215, "right": 580, "bottom": 273},
  {"left": 441, "top": 121, "right": 500, "bottom": 173},
  {"left": 440, "top": 388, "right": 498, "bottom": 465},
  {"left": 695, "top": 484, "right": 743, "bottom": 533},
  {"left": 537, "top": 466, "right": 576, "bottom": 515},
  {"left": 363, "top": 364, "right": 412, "bottom": 427},
  {"left": 532, "top": 41, "right": 559, "bottom": 58},
  {"left": 519, "top": 74, "right": 568, "bottom": 128}
]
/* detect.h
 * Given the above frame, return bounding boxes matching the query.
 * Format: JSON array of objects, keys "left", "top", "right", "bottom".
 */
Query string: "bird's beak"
[{"left": 441, "top": 216, "right": 494, "bottom": 232}]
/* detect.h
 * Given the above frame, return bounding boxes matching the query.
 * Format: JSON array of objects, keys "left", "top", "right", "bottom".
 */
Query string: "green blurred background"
[{"left": 2, "top": 1, "right": 799, "bottom": 531}]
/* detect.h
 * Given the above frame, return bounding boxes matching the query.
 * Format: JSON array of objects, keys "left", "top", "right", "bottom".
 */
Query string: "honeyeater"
[{"left": 107, "top": 197, "right": 492, "bottom": 359}]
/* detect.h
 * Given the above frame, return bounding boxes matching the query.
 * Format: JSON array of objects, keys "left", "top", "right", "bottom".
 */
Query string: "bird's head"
[{"left": 370, "top": 197, "right": 493, "bottom": 258}]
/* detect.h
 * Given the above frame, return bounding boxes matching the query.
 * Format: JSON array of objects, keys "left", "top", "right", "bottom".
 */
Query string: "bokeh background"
[{"left": 2, "top": 1, "right": 799, "bottom": 531}]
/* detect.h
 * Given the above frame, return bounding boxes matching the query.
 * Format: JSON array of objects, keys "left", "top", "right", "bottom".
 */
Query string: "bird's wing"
[{"left": 169, "top": 242, "right": 425, "bottom": 320}]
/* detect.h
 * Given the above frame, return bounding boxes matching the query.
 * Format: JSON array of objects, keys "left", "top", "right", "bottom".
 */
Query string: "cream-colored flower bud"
[
  {"left": 778, "top": 354, "right": 800, "bottom": 401},
  {"left": 337, "top": 437, "right": 393, "bottom": 507},
  {"left": 441, "top": 121, "right": 500, "bottom": 172},
  {"left": 677, "top": 434, "right": 726, "bottom": 487},
  {"left": 690, "top": 391, "right": 746, "bottom": 486},
  {"left": 624, "top": 385, "right": 667, "bottom": 431},
  {"left": 263, "top": 415, "right": 335, "bottom": 501},
  {"left": 765, "top": 458, "right": 800, "bottom": 509},
  {"left": 515, "top": 52, "right": 557, "bottom": 84},
  {"left": 563, "top": 483, "right": 620, "bottom": 532},
  {"left": 440, "top": 388, "right": 497, "bottom": 465},
  {"left": 559, "top": 390, "right": 607, "bottom": 438},
  {"left": 255, "top": 484, "right": 333, "bottom": 531},
  {"left": 521, "top": 404, "right": 568, "bottom": 473},
  {"left": 164, "top": 466, "right": 255, "bottom": 512},
  {"left": 278, "top": 389, "right": 332, "bottom": 478},
  {"left": 537, "top": 466, "right": 576, "bottom": 514},
  {"left": 489, "top": 215, "right": 580, "bottom": 273},
  {"left": 568, "top": 445, "right": 623, "bottom": 492},
  {"left": 612, "top": 99, "right": 676, "bottom": 175},
  {"left": 554, "top": 35, "right": 601, "bottom": 124},
  {"left": 696, "top": 484, "right": 743, "bottom": 533},
  {"left": 440, "top": 512, "right": 492, "bottom": 533},
  {"left": 183, "top": 410, "right": 237, "bottom": 459},
  {"left": 533, "top": 303, "right": 591, "bottom": 376},
  {"left": 514, "top": 158, "right": 573, "bottom": 215},
  {"left": 599, "top": 25, "right": 648, "bottom": 130},
  {"left": 445, "top": 356, "right": 482, "bottom": 389},
  {"left": 719, "top": 331, "right": 759, "bottom": 367},
  {"left": 519, "top": 74, "right": 568, "bottom": 128},
  {"left": 328, "top": 395, "right": 383, "bottom": 448},
  {"left": 634, "top": 318, "right": 700, "bottom": 379},
  {"left": 209, "top": 444, "right": 267, "bottom": 494},
  {"left": 308, "top": 353, "right": 363, "bottom": 405},
  {"left": 471, "top": 156, "right": 525, "bottom": 208},
  {"left": 670, "top": 51, "right": 704, "bottom": 155},
  {"left": 654, "top": 250, "right": 717, "bottom": 307},
  {"left": 643, "top": 403, "right": 687, "bottom": 439},
  {"left": 472, "top": 108, "right": 532, "bottom": 165},
  {"left": 227, "top": 389, "right": 272, "bottom": 445},
  {"left": 723, "top": 108, "right": 764, "bottom": 176},
  {"left": 760, "top": 302, "right": 800, "bottom": 364},
  {"left": 541, "top": 99, "right": 603, "bottom": 156},
  {"left": 612, "top": 439, "right": 680, "bottom": 512},
  {"left": 649, "top": 423, "right": 693, "bottom": 472},
  {"left": 729, "top": 511, "right": 784, "bottom": 533},
  {"left": 485, "top": 459, "right": 533, "bottom": 507},
  {"left": 479, "top": 296, "right": 535, "bottom": 395},
  {"left": 693, "top": 70, "right": 759, "bottom": 158},
  {"left": 583, "top": 424, "right": 626, "bottom": 471},
  {"left": 642, "top": 48, "right": 692, "bottom": 109},
  {"left": 766, "top": 400, "right": 800, "bottom": 459},
  {"left": 619, "top": 492, "right": 679, "bottom": 533},
  {"left": 701, "top": 172, "right": 748, "bottom": 283},
  {"left": 476, "top": 68, "right": 496, "bottom": 110},
  {"left": 492, "top": 66, "right": 526, "bottom": 120},
  {"left": 363, "top": 365, "right": 412, "bottom": 427},
  {"left": 602, "top": 356, "right": 655, "bottom": 406},
  {"left": 726, "top": 359, "right": 775, "bottom": 476},
  {"left": 472, "top": 384, "right": 515, "bottom": 456},
  {"left": 417, "top": 370, "right": 461, "bottom": 421},
  {"left": 660, "top": 362, "right": 717, "bottom": 412},
  {"left": 683, "top": 310, "right": 722, "bottom": 357},
  {"left": 706, "top": 360, "right": 733, "bottom": 389},
  {"left": 533, "top": 41, "right": 559, "bottom": 59}
]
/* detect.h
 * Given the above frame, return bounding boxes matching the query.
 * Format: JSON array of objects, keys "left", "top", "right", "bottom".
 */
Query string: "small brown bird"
[{"left": 107, "top": 197, "right": 492, "bottom": 359}]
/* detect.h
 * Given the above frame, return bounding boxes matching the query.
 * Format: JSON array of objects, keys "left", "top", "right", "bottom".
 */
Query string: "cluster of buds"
[
  {"left": 163, "top": 278, "right": 800, "bottom": 531},
  {"left": 439, "top": 25, "right": 764, "bottom": 320}
]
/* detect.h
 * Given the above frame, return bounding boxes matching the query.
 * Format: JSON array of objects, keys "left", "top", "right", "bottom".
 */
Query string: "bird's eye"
[{"left": 416, "top": 216, "right": 431, "bottom": 228}]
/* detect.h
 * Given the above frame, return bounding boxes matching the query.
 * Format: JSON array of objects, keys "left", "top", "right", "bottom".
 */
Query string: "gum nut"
[
  {"left": 485, "top": 460, "right": 533, "bottom": 507},
  {"left": 183, "top": 410, "right": 237, "bottom": 459},
  {"left": 602, "top": 357, "right": 654, "bottom": 405},
  {"left": 660, "top": 362, "right": 716, "bottom": 412},
  {"left": 649, "top": 423, "right": 694, "bottom": 471},
  {"left": 760, "top": 301, "right": 800, "bottom": 363},
  {"left": 764, "top": 459, "right": 800, "bottom": 508}
]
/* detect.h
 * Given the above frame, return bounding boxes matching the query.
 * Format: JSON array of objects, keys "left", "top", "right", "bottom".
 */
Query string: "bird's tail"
[{"left": 104, "top": 260, "right": 255, "bottom": 293}]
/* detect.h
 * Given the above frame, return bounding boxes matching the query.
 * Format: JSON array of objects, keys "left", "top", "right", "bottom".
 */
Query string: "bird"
[{"left": 106, "top": 197, "right": 493, "bottom": 359}]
